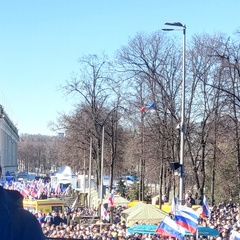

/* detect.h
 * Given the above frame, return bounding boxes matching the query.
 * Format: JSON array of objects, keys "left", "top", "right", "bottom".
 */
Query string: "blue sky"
[{"left": 0, "top": 0, "right": 239, "bottom": 136}]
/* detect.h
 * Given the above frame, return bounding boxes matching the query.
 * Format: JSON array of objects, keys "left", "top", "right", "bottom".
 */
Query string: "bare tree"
[{"left": 116, "top": 31, "right": 182, "bottom": 203}]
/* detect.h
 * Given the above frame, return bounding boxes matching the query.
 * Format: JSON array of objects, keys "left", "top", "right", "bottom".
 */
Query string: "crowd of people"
[
  {"left": 37, "top": 205, "right": 127, "bottom": 239},
  {"left": 30, "top": 196, "right": 240, "bottom": 240},
  {"left": 1, "top": 168, "right": 240, "bottom": 240}
]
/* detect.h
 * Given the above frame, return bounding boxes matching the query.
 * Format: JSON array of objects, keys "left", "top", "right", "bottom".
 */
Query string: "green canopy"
[
  {"left": 121, "top": 202, "right": 145, "bottom": 220},
  {"left": 123, "top": 204, "right": 168, "bottom": 227}
]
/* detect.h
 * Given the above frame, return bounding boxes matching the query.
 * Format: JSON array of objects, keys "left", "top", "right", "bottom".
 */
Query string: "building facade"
[{"left": 0, "top": 105, "right": 19, "bottom": 177}]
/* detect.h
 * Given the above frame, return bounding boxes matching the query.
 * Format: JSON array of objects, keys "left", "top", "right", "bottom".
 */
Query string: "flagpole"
[
  {"left": 88, "top": 137, "right": 92, "bottom": 207},
  {"left": 83, "top": 148, "right": 86, "bottom": 194},
  {"left": 100, "top": 126, "right": 104, "bottom": 204},
  {"left": 162, "top": 22, "right": 186, "bottom": 205},
  {"left": 100, "top": 126, "right": 105, "bottom": 231}
]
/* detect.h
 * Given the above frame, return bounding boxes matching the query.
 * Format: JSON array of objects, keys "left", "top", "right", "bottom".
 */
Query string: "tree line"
[{"left": 18, "top": 29, "right": 240, "bottom": 206}]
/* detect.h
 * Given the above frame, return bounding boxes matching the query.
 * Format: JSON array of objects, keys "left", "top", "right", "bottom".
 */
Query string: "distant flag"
[
  {"left": 174, "top": 205, "right": 199, "bottom": 234},
  {"left": 230, "top": 230, "right": 240, "bottom": 240},
  {"left": 201, "top": 195, "right": 211, "bottom": 218},
  {"left": 140, "top": 103, "right": 155, "bottom": 112},
  {"left": 29, "top": 185, "right": 38, "bottom": 199},
  {"left": 101, "top": 204, "right": 110, "bottom": 222},
  {"left": 170, "top": 197, "right": 178, "bottom": 215},
  {"left": 108, "top": 190, "right": 114, "bottom": 208},
  {"left": 54, "top": 182, "right": 61, "bottom": 195},
  {"left": 155, "top": 216, "right": 185, "bottom": 239},
  {"left": 18, "top": 185, "right": 30, "bottom": 198}
]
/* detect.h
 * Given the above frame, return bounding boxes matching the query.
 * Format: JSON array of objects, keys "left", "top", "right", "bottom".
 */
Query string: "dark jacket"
[
  {"left": 52, "top": 215, "right": 61, "bottom": 226},
  {"left": 0, "top": 186, "right": 46, "bottom": 240}
]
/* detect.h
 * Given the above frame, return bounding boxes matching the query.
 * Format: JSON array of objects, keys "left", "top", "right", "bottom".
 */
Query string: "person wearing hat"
[{"left": 0, "top": 165, "right": 45, "bottom": 240}]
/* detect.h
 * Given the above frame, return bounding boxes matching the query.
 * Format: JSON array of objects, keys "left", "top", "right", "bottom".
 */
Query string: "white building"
[{"left": 0, "top": 105, "right": 19, "bottom": 177}]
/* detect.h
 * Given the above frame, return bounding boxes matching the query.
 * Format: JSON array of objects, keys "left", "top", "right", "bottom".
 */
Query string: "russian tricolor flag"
[
  {"left": 177, "top": 205, "right": 200, "bottom": 221},
  {"left": 201, "top": 195, "right": 211, "bottom": 218},
  {"left": 108, "top": 190, "right": 114, "bottom": 208},
  {"left": 140, "top": 103, "right": 155, "bottom": 112},
  {"left": 155, "top": 216, "right": 185, "bottom": 239},
  {"left": 174, "top": 205, "right": 199, "bottom": 234}
]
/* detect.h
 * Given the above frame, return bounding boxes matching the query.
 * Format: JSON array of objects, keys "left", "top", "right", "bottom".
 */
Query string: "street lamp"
[{"left": 162, "top": 22, "right": 186, "bottom": 205}]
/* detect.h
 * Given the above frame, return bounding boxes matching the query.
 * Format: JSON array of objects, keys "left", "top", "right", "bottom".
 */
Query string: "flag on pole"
[
  {"left": 155, "top": 216, "right": 185, "bottom": 239},
  {"left": 174, "top": 206, "right": 199, "bottom": 234},
  {"left": 101, "top": 204, "right": 110, "bottom": 222},
  {"left": 54, "top": 182, "right": 61, "bottom": 195},
  {"left": 108, "top": 190, "right": 114, "bottom": 208},
  {"left": 201, "top": 195, "right": 211, "bottom": 218},
  {"left": 18, "top": 185, "right": 30, "bottom": 198},
  {"left": 140, "top": 103, "right": 155, "bottom": 112}
]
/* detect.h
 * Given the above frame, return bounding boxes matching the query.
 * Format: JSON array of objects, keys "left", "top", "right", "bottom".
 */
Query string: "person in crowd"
[
  {"left": 38, "top": 211, "right": 46, "bottom": 225},
  {"left": 52, "top": 210, "right": 61, "bottom": 225},
  {"left": 59, "top": 211, "right": 68, "bottom": 224},
  {"left": 45, "top": 212, "right": 53, "bottom": 225}
]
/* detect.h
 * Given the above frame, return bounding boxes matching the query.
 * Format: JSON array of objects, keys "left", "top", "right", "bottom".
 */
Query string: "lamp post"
[{"left": 162, "top": 22, "right": 186, "bottom": 204}]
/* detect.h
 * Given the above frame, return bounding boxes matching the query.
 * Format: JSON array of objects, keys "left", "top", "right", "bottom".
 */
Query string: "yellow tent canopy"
[{"left": 128, "top": 200, "right": 146, "bottom": 208}]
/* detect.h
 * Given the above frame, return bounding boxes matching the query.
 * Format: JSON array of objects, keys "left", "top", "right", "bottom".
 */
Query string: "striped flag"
[
  {"left": 177, "top": 205, "right": 200, "bottom": 220},
  {"left": 174, "top": 205, "right": 199, "bottom": 234},
  {"left": 201, "top": 195, "right": 211, "bottom": 218},
  {"left": 101, "top": 204, "right": 110, "bottom": 222},
  {"left": 155, "top": 216, "right": 185, "bottom": 239},
  {"left": 54, "top": 182, "right": 61, "bottom": 195},
  {"left": 108, "top": 190, "right": 114, "bottom": 208},
  {"left": 140, "top": 103, "right": 155, "bottom": 112},
  {"left": 18, "top": 185, "right": 30, "bottom": 198}
]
